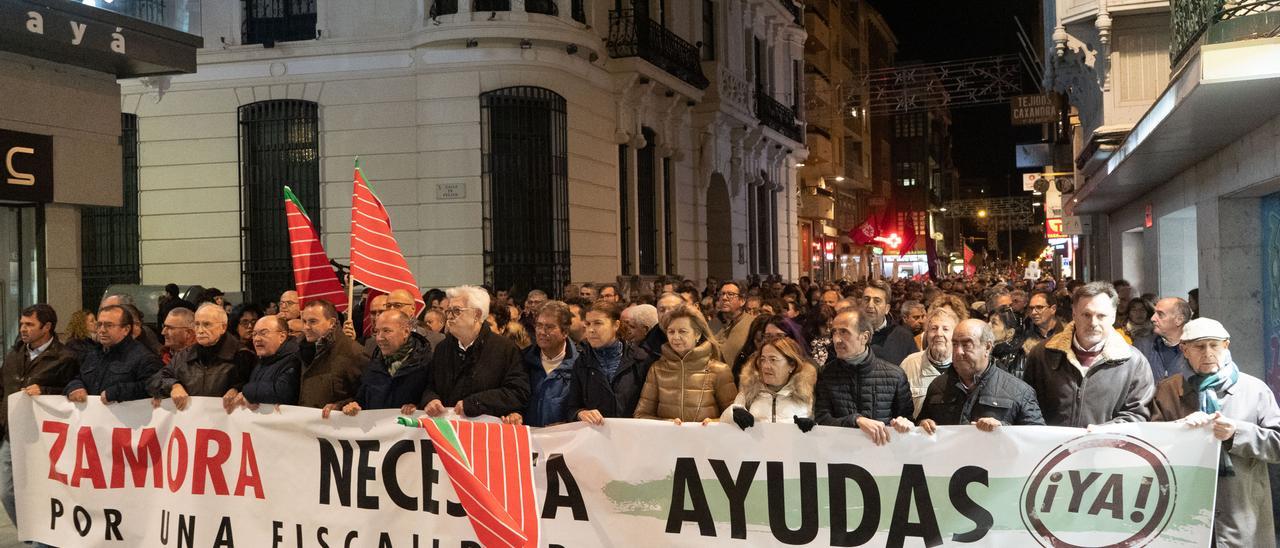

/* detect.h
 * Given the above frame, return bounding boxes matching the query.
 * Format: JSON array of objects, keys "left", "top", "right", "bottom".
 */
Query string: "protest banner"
[{"left": 10, "top": 396, "right": 1218, "bottom": 547}]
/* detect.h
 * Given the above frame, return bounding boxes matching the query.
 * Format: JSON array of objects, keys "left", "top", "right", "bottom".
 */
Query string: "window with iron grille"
[
  {"left": 80, "top": 113, "right": 141, "bottom": 310},
  {"left": 618, "top": 144, "right": 631, "bottom": 274},
  {"left": 481, "top": 87, "right": 570, "bottom": 294},
  {"left": 755, "top": 183, "right": 772, "bottom": 275},
  {"left": 238, "top": 100, "right": 320, "bottom": 305},
  {"left": 243, "top": 0, "right": 317, "bottom": 47},
  {"left": 701, "top": 0, "right": 716, "bottom": 61},
  {"left": 637, "top": 128, "right": 658, "bottom": 275},
  {"left": 663, "top": 157, "right": 677, "bottom": 275}
]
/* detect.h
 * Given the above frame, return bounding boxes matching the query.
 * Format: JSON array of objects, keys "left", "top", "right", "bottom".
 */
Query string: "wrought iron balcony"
[
  {"left": 780, "top": 0, "right": 802, "bottom": 25},
  {"left": 757, "top": 92, "right": 803, "bottom": 143},
  {"left": 607, "top": 9, "right": 710, "bottom": 90},
  {"left": 1171, "top": 0, "right": 1280, "bottom": 67}
]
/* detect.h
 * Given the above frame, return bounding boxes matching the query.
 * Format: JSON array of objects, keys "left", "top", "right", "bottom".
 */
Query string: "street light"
[
  {"left": 939, "top": 207, "right": 948, "bottom": 212},
  {"left": 977, "top": 209, "right": 988, "bottom": 218},
  {"left": 834, "top": 176, "right": 845, "bottom": 182}
]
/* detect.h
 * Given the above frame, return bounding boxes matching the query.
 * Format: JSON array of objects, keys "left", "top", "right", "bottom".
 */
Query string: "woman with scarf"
[
  {"left": 1121, "top": 298, "right": 1155, "bottom": 342},
  {"left": 565, "top": 301, "right": 653, "bottom": 425},
  {"left": 1151, "top": 318, "right": 1280, "bottom": 548},
  {"left": 988, "top": 306, "right": 1029, "bottom": 379},
  {"left": 634, "top": 303, "right": 737, "bottom": 424},
  {"left": 722, "top": 337, "right": 817, "bottom": 431}
]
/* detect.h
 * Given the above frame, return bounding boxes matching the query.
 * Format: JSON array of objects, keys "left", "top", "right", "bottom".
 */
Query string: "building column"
[{"left": 44, "top": 204, "right": 82, "bottom": 336}]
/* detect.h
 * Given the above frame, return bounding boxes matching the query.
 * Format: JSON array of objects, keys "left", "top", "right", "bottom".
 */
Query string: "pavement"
[{"left": 0, "top": 519, "right": 24, "bottom": 547}]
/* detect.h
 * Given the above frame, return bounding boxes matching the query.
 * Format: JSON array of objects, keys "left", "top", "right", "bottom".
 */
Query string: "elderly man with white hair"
[
  {"left": 148, "top": 302, "right": 256, "bottom": 413},
  {"left": 1151, "top": 317, "right": 1280, "bottom": 548},
  {"left": 620, "top": 304, "right": 659, "bottom": 346},
  {"left": 416, "top": 285, "right": 529, "bottom": 418}
]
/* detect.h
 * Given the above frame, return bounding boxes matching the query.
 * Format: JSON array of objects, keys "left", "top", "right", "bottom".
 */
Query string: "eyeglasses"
[
  {"left": 762, "top": 332, "right": 788, "bottom": 341},
  {"left": 717, "top": 292, "right": 740, "bottom": 299},
  {"left": 238, "top": 318, "right": 257, "bottom": 327},
  {"left": 445, "top": 307, "right": 476, "bottom": 318},
  {"left": 1028, "top": 305, "right": 1050, "bottom": 312},
  {"left": 279, "top": 300, "right": 299, "bottom": 308},
  {"left": 386, "top": 302, "right": 415, "bottom": 310},
  {"left": 251, "top": 329, "right": 286, "bottom": 338}
]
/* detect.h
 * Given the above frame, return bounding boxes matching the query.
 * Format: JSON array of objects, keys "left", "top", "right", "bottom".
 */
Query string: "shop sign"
[
  {"left": 1045, "top": 217, "right": 1066, "bottom": 239},
  {"left": 0, "top": 128, "right": 52, "bottom": 203},
  {"left": 1011, "top": 93, "right": 1061, "bottom": 125}
]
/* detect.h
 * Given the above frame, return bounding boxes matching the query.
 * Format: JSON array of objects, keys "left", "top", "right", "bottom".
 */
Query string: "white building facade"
[
  {"left": 1043, "top": 0, "right": 1280, "bottom": 378},
  {"left": 120, "top": 0, "right": 806, "bottom": 302}
]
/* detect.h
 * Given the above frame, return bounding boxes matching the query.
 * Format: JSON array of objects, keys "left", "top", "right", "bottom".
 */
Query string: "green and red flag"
[
  {"left": 400, "top": 417, "right": 539, "bottom": 548},
  {"left": 349, "top": 161, "right": 423, "bottom": 313},
  {"left": 283, "top": 186, "right": 347, "bottom": 312}
]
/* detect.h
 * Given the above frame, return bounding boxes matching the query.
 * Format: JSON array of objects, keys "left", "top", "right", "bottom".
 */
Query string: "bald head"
[
  {"left": 278, "top": 290, "right": 301, "bottom": 320},
  {"left": 386, "top": 289, "right": 417, "bottom": 316}
]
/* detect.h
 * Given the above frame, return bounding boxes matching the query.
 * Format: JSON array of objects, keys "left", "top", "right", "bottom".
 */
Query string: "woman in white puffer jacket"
[{"left": 721, "top": 337, "right": 818, "bottom": 430}]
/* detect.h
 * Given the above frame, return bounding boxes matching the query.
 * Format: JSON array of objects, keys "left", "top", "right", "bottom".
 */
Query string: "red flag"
[
  {"left": 283, "top": 186, "right": 347, "bottom": 312},
  {"left": 898, "top": 211, "right": 917, "bottom": 258},
  {"left": 850, "top": 216, "right": 879, "bottom": 245},
  {"left": 350, "top": 161, "right": 424, "bottom": 314},
  {"left": 411, "top": 418, "right": 539, "bottom": 548},
  {"left": 964, "top": 244, "right": 977, "bottom": 277}
]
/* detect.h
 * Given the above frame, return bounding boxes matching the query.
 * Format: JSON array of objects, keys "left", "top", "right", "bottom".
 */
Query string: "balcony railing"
[
  {"left": 244, "top": 0, "right": 317, "bottom": 47},
  {"left": 757, "top": 92, "right": 803, "bottom": 143},
  {"left": 1171, "top": 0, "right": 1280, "bottom": 67},
  {"left": 780, "top": 0, "right": 803, "bottom": 25},
  {"left": 607, "top": 9, "right": 710, "bottom": 89}
]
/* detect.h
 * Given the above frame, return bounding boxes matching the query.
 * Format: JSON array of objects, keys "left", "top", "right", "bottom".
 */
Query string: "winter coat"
[
  {"left": 421, "top": 325, "right": 529, "bottom": 418},
  {"left": 1133, "top": 334, "right": 1191, "bottom": 384},
  {"left": 720, "top": 355, "right": 816, "bottom": 423},
  {"left": 2, "top": 338, "right": 78, "bottom": 432},
  {"left": 899, "top": 349, "right": 947, "bottom": 418},
  {"left": 641, "top": 325, "right": 667, "bottom": 357},
  {"left": 917, "top": 365, "right": 1044, "bottom": 426},
  {"left": 633, "top": 340, "right": 736, "bottom": 422},
  {"left": 1022, "top": 322, "right": 1155, "bottom": 427},
  {"left": 521, "top": 341, "right": 580, "bottom": 427},
  {"left": 297, "top": 330, "right": 366, "bottom": 408},
  {"left": 350, "top": 332, "right": 432, "bottom": 410},
  {"left": 148, "top": 334, "right": 256, "bottom": 398},
  {"left": 870, "top": 322, "right": 917, "bottom": 366},
  {"left": 991, "top": 337, "right": 1028, "bottom": 380},
  {"left": 241, "top": 338, "right": 302, "bottom": 405},
  {"left": 713, "top": 312, "right": 755, "bottom": 367},
  {"left": 564, "top": 341, "right": 653, "bottom": 420},
  {"left": 1150, "top": 371, "right": 1280, "bottom": 548},
  {"left": 813, "top": 350, "right": 913, "bottom": 427},
  {"left": 65, "top": 335, "right": 162, "bottom": 402}
]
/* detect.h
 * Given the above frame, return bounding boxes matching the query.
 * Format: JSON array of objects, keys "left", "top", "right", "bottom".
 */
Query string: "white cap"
[{"left": 1181, "top": 318, "right": 1230, "bottom": 341}]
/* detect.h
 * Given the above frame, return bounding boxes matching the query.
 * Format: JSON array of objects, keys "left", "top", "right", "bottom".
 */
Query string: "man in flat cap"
[{"left": 1151, "top": 317, "right": 1280, "bottom": 548}]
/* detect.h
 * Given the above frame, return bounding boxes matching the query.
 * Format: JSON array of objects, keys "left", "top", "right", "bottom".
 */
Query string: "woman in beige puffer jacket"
[{"left": 633, "top": 304, "right": 737, "bottom": 423}]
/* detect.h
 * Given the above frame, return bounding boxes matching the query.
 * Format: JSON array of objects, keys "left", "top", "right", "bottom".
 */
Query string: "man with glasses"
[
  {"left": 296, "top": 300, "right": 366, "bottom": 409},
  {"left": 66, "top": 305, "right": 162, "bottom": 405},
  {"left": 712, "top": 281, "right": 756, "bottom": 367},
  {"left": 384, "top": 288, "right": 443, "bottom": 351},
  {"left": 862, "top": 280, "right": 916, "bottom": 366},
  {"left": 417, "top": 285, "right": 529, "bottom": 419},
  {"left": 326, "top": 309, "right": 432, "bottom": 418},
  {"left": 503, "top": 301, "right": 579, "bottom": 426},
  {"left": 231, "top": 315, "right": 302, "bottom": 409},
  {"left": 519, "top": 289, "right": 548, "bottom": 334},
  {"left": 159, "top": 307, "right": 197, "bottom": 365},
  {"left": 1023, "top": 291, "right": 1062, "bottom": 350},
  {"left": 278, "top": 289, "right": 303, "bottom": 338},
  {"left": 1, "top": 305, "right": 78, "bottom": 527},
  {"left": 150, "top": 302, "right": 257, "bottom": 413},
  {"left": 599, "top": 284, "right": 621, "bottom": 304}
]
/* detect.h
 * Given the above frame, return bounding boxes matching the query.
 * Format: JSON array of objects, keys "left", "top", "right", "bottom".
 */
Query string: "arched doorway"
[{"left": 706, "top": 173, "right": 733, "bottom": 280}]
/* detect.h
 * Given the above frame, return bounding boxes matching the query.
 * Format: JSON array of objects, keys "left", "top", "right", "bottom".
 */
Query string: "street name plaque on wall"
[
  {"left": 0, "top": 128, "right": 53, "bottom": 203},
  {"left": 436, "top": 183, "right": 466, "bottom": 200}
]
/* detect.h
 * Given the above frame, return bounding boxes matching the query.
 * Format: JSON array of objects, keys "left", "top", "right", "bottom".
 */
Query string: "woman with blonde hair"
[
  {"left": 634, "top": 303, "right": 736, "bottom": 423},
  {"left": 64, "top": 309, "right": 97, "bottom": 355},
  {"left": 722, "top": 337, "right": 818, "bottom": 431}
]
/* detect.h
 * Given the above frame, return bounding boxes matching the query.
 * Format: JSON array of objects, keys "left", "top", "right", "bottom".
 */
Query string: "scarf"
[
  {"left": 1192, "top": 359, "right": 1239, "bottom": 414},
  {"left": 384, "top": 339, "right": 416, "bottom": 376},
  {"left": 592, "top": 340, "right": 625, "bottom": 380}
]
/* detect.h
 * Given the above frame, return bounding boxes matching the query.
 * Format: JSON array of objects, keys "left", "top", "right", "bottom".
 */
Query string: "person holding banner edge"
[
  {"left": 1150, "top": 317, "right": 1280, "bottom": 548},
  {"left": 813, "top": 309, "right": 914, "bottom": 445},
  {"left": 557, "top": 301, "right": 653, "bottom": 426},
  {"left": 633, "top": 303, "right": 736, "bottom": 424},
  {"left": 912, "top": 319, "right": 1044, "bottom": 433},
  {"left": 721, "top": 337, "right": 817, "bottom": 431},
  {"left": 502, "top": 301, "right": 581, "bottom": 427},
  {"left": 416, "top": 286, "right": 529, "bottom": 419}
]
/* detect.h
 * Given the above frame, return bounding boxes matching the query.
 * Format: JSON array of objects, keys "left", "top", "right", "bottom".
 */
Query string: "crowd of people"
[{"left": 1, "top": 272, "right": 1276, "bottom": 547}]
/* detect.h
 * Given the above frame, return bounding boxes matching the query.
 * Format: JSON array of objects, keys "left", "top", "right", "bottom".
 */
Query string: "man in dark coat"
[
  {"left": 915, "top": 319, "right": 1044, "bottom": 431},
  {"left": 327, "top": 309, "right": 432, "bottom": 417},
  {"left": 503, "top": 301, "right": 581, "bottom": 427},
  {"left": 862, "top": 280, "right": 917, "bottom": 365},
  {"left": 1, "top": 304, "right": 79, "bottom": 526},
  {"left": 419, "top": 286, "right": 528, "bottom": 418},
  {"left": 236, "top": 315, "right": 302, "bottom": 408},
  {"left": 149, "top": 303, "right": 256, "bottom": 412},
  {"left": 155, "top": 283, "right": 196, "bottom": 334},
  {"left": 298, "top": 300, "right": 366, "bottom": 409},
  {"left": 814, "top": 309, "right": 914, "bottom": 445},
  {"left": 65, "top": 305, "right": 162, "bottom": 404},
  {"left": 1023, "top": 282, "right": 1154, "bottom": 427}
]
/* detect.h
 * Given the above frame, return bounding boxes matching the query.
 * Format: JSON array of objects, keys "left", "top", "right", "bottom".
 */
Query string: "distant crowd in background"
[{"left": 2, "top": 270, "right": 1275, "bottom": 547}]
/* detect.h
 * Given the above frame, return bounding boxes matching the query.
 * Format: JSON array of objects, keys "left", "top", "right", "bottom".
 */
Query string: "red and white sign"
[{"left": 1045, "top": 217, "right": 1066, "bottom": 238}]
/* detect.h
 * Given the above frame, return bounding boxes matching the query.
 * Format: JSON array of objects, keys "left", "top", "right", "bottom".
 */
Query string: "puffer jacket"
[
  {"left": 633, "top": 341, "right": 736, "bottom": 422},
  {"left": 352, "top": 332, "right": 433, "bottom": 410},
  {"left": 564, "top": 341, "right": 652, "bottom": 420},
  {"left": 297, "top": 330, "right": 366, "bottom": 408},
  {"left": 990, "top": 336, "right": 1028, "bottom": 380},
  {"left": 522, "top": 341, "right": 580, "bottom": 427},
  {"left": 2, "top": 338, "right": 79, "bottom": 433},
  {"left": 1023, "top": 322, "right": 1154, "bottom": 427},
  {"left": 814, "top": 349, "right": 913, "bottom": 427},
  {"left": 148, "top": 334, "right": 256, "bottom": 398},
  {"left": 721, "top": 355, "right": 816, "bottom": 423},
  {"left": 917, "top": 365, "right": 1044, "bottom": 426},
  {"left": 65, "top": 335, "right": 162, "bottom": 402}
]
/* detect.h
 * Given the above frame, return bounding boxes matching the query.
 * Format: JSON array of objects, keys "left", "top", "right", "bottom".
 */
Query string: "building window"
[
  {"left": 481, "top": 87, "right": 570, "bottom": 294},
  {"left": 242, "top": 0, "right": 317, "bottom": 47},
  {"left": 619, "top": 144, "right": 631, "bottom": 274},
  {"left": 526, "top": 0, "right": 558, "bottom": 15},
  {"left": 474, "top": 0, "right": 511, "bottom": 12},
  {"left": 239, "top": 100, "right": 320, "bottom": 304},
  {"left": 637, "top": 128, "right": 658, "bottom": 275},
  {"left": 755, "top": 183, "right": 774, "bottom": 275},
  {"left": 663, "top": 157, "right": 677, "bottom": 275},
  {"left": 747, "top": 183, "right": 758, "bottom": 274},
  {"left": 572, "top": 0, "right": 586, "bottom": 23},
  {"left": 429, "top": 0, "right": 458, "bottom": 17},
  {"left": 701, "top": 0, "right": 716, "bottom": 61},
  {"left": 81, "top": 113, "right": 141, "bottom": 310}
]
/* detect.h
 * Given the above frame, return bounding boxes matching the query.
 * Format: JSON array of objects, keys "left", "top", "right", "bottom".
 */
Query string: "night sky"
[{"left": 868, "top": 0, "right": 1044, "bottom": 197}]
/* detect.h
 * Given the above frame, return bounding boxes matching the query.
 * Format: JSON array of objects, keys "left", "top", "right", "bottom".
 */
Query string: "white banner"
[{"left": 10, "top": 396, "right": 1218, "bottom": 547}]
